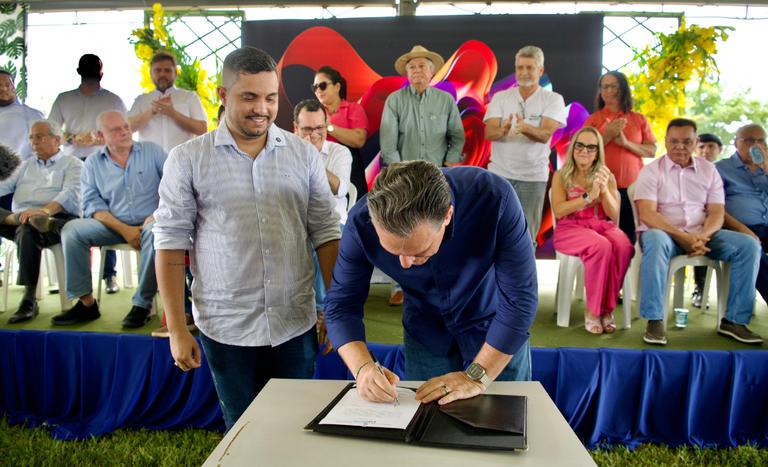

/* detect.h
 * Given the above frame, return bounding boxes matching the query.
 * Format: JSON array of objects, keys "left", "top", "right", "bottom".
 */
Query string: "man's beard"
[
  {"left": 0, "top": 96, "right": 15, "bottom": 107},
  {"left": 83, "top": 76, "right": 101, "bottom": 85}
]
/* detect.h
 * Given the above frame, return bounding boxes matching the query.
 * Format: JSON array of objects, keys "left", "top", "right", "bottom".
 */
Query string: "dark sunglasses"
[{"left": 311, "top": 81, "right": 333, "bottom": 92}]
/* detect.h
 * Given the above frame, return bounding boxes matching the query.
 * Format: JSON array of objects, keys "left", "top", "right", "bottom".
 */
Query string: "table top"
[{"left": 203, "top": 379, "right": 597, "bottom": 467}]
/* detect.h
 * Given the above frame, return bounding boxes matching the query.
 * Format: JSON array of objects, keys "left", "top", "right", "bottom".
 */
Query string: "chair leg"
[
  {"left": 46, "top": 249, "right": 58, "bottom": 285},
  {"left": 97, "top": 248, "right": 108, "bottom": 306},
  {"left": 622, "top": 272, "right": 632, "bottom": 329},
  {"left": 36, "top": 267, "right": 44, "bottom": 300},
  {"left": 1, "top": 248, "right": 14, "bottom": 312},
  {"left": 50, "top": 245, "right": 72, "bottom": 311},
  {"left": 717, "top": 262, "right": 730, "bottom": 329},
  {"left": 702, "top": 266, "right": 714, "bottom": 313},
  {"left": 662, "top": 267, "right": 679, "bottom": 329},
  {"left": 574, "top": 266, "right": 585, "bottom": 301},
  {"left": 673, "top": 268, "right": 686, "bottom": 310},
  {"left": 122, "top": 250, "right": 134, "bottom": 288},
  {"left": 556, "top": 258, "right": 579, "bottom": 328}
]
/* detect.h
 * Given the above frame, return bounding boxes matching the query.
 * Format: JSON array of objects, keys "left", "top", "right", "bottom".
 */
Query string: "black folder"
[{"left": 304, "top": 383, "right": 528, "bottom": 451}]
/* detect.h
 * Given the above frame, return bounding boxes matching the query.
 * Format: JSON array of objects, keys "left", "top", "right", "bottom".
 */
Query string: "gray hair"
[
  {"left": 29, "top": 119, "right": 63, "bottom": 139},
  {"left": 96, "top": 110, "right": 127, "bottom": 131},
  {"left": 367, "top": 160, "right": 451, "bottom": 238},
  {"left": 407, "top": 57, "right": 435, "bottom": 73},
  {"left": 515, "top": 46, "right": 545, "bottom": 68},
  {"left": 222, "top": 47, "right": 278, "bottom": 90}
]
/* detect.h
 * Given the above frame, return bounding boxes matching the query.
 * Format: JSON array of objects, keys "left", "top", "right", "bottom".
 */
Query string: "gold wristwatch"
[{"left": 40, "top": 208, "right": 51, "bottom": 216}]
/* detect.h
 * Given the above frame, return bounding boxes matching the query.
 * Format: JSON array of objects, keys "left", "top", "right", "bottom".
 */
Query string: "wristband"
[{"left": 356, "top": 361, "right": 374, "bottom": 380}]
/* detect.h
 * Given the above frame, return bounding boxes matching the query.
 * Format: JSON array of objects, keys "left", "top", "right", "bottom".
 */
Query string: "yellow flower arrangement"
[
  {"left": 626, "top": 20, "right": 731, "bottom": 152},
  {"left": 130, "top": 3, "right": 220, "bottom": 126}
]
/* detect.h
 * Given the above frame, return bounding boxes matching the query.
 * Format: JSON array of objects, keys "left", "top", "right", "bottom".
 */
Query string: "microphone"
[{"left": 0, "top": 143, "right": 22, "bottom": 181}]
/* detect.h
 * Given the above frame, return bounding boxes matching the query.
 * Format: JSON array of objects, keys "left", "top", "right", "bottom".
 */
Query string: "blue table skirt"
[{"left": 1, "top": 330, "right": 766, "bottom": 448}]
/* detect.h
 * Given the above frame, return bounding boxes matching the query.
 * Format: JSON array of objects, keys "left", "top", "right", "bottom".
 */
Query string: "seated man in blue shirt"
[
  {"left": 325, "top": 160, "right": 537, "bottom": 405},
  {"left": 53, "top": 110, "right": 167, "bottom": 328},
  {"left": 0, "top": 119, "right": 82, "bottom": 323},
  {"left": 715, "top": 124, "right": 768, "bottom": 339}
]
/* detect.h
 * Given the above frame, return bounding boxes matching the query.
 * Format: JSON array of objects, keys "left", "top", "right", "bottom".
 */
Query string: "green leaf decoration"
[
  {"left": 16, "top": 9, "right": 26, "bottom": 33},
  {"left": 16, "top": 64, "right": 26, "bottom": 100},
  {"left": 0, "top": 5, "right": 17, "bottom": 15},
  {"left": 6, "top": 37, "right": 24, "bottom": 59},
  {"left": 0, "top": 19, "right": 17, "bottom": 41},
  {"left": 1, "top": 60, "right": 17, "bottom": 80}
]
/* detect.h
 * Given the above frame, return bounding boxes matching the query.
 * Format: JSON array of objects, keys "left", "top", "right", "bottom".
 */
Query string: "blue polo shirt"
[
  {"left": 81, "top": 141, "right": 167, "bottom": 225},
  {"left": 715, "top": 152, "right": 768, "bottom": 228},
  {"left": 324, "top": 166, "right": 537, "bottom": 361}
]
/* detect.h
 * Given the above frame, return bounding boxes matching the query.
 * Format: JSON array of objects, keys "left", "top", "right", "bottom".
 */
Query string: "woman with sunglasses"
[
  {"left": 312, "top": 66, "right": 370, "bottom": 196},
  {"left": 551, "top": 127, "right": 634, "bottom": 334},
  {"left": 583, "top": 71, "right": 657, "bottom": 245}
]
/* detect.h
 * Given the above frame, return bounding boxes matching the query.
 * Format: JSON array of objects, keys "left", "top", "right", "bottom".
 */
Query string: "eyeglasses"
[
  {"left": 28, "top": 135, "right": 51, "bottom": 143},
  {"left": 311, "top": 82, "right": 333, "bottom": 93},
  {"left": 667, "top": 139, "right": 695, "bottom": 148},
  {"left": 574, "top": 142, "right": 599, "bottom": 153},
  {"left": 738, "top": 138, "right": 766, "bottom": 145},
  {"left": 300, "top": 125, "right": 326, "bottom": 136},
  {"left": 600, "top": 83, "right": 619, "bottom": 91}
]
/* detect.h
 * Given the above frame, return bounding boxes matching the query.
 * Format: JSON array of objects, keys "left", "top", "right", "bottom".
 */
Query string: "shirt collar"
[
  {"left": 98, "top": 142, "right": 140, "bottom": 160},
  {"left": 35, "top": 149, "right": 64, "bottom": 166},
  {"left": 75, "top": 85, "right": 105, "bottom": 97},
  {"left": 320, "top": 139, "right": 331, "bottom": 156},
  {"left": 156, "top": 85, "right": 177, "bottom": 97},
  {"left": 663, "top": 153, "right": 698, "bottom": 172},
  {"left": 408, "top": 84, "right": 431, "bottom": 98},
  {"left": 214, "top": 122, "right": 286, "bottom": 154}
]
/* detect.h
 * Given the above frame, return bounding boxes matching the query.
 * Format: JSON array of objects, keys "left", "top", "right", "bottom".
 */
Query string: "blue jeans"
[
  {"left": 403, "top": 330, "right": 532, "bottom": 382},
  {"left": 506, "top": 179, "right": 547, "bottom": 248},
  {"left": 639, "top": 229, "right": 760, "bottom": 325},
  {"left": 61, "top": 219, "right": 158, "bottom": 309},
  {"left": 200, "top": 326, "right": 319, "bottom": 432},
  {"left": 313, "top": 224, "right": 344, "bottom": 312}
]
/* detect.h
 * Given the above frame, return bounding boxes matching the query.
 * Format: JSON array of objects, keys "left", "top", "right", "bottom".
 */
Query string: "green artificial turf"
[{"left": 2, "top": 262, "right": 766, "bottom": 352}]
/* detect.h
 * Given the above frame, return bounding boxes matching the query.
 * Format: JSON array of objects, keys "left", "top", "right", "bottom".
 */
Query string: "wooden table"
[{"left": 204, "top": 379, "right": 597, "bottom": 467}]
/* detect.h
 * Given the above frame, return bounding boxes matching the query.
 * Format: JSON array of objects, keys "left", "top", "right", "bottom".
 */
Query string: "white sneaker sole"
[{"left": 643, "top": 334, "right": 667, "bottom": 345}]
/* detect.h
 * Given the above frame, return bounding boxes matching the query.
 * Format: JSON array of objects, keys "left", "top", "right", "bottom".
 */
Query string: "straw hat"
[{"left": 394, "top": 45, "right": 445, "bottom": 77}]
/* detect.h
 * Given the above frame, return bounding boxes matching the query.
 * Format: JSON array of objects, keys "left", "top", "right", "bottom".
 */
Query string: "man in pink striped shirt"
[{"left": 634, "top": 118, "right": 762, "bottom": 345}]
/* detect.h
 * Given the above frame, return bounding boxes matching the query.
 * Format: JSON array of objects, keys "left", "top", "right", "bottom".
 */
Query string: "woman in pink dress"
[
  {"left": 313, "top": 66, "right": 370, "bottom": 197},
  {"left": 551, "top": 127, "right": 634, "bottom": 334}
]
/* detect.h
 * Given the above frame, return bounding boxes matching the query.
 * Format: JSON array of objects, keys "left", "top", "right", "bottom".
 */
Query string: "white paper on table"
[{"left": 319, "top": 387, "right": 421, "bottom": 430}]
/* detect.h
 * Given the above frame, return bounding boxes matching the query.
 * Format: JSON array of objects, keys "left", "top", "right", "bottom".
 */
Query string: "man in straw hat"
[
  {"left": 380, "top": 45, "right": 465, "bottom": 169},
  {"left": 380, "top": 45, "right": 467, "bottom": 306}
]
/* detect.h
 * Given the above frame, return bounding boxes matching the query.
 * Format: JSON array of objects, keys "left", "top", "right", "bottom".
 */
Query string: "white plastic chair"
[
  {"left": 550, "top": 189, "right": 634, "bottom": 328},
  {"left": 2, "top": 242, "right": 72, "bottom": 312},
  {"left": 347, "top": 184, "right": 358, "bottom": 214},
  {"left": 628, "top": 183, "right": 728, "bottom": 329},
  {"left": 97, "top": 244, "right": 157, "bottom": 316}
]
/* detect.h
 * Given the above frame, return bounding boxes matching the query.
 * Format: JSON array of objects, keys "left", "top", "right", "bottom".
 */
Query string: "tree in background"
[
  {"left": 689, "top": 83, "right": 768, "bottom": 160},
  {"left": 626, "top": 20, "right": 731, "bottom": 153},
  {"left": 130, "top": 3, "right": 219, "bottom": 126}
]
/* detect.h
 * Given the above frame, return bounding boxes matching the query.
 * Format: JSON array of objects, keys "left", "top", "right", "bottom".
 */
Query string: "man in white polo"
[
  {"left": 484, "top": 46, "right": 566, "bottom": 247},
  {"left": 127, "top": 51, "right": 207, "bottom": 153}
]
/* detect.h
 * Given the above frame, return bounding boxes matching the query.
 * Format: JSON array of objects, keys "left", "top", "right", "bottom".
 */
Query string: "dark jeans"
[
  {"left": 103, "top": 250, "right": 117, "bottom": 279},
  {"left": 200, "top": 325, "right": 319, "bottom": 432},
  {"left": 694, "top": 265, "right": 708, "bottom": 288},
  {"left": 748, "top": 225, "right": 768, "bottom": 304},
  {"left": 0, "top": 210, "right": 76, "bottom": 287},
  {"left": 618, "top": 188, "right": 637, "bottom": 245}
]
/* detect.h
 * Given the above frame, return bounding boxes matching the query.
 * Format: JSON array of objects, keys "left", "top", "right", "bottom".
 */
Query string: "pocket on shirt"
[
  {"left": 46, "top": 171, "right": 65, "bottom": 189},
  {"left": 426, "top": 115, "right": 448, "bottom": 152}
]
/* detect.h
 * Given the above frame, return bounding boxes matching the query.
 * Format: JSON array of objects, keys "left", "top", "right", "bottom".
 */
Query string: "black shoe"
[
  {"left": 718, "top": 318, "right": 764, "bottom": 344},
  {"left": 122, "top": 306, "right": 151, "bottom": 328},
  {"left": 49, "top": 287, "right": 59, "bottom": 294},
  {"left": 691, "top": 285, "right": 707, "bottom": 309},
  {"left": 28, "top": 215, "right": 63, "bottom": 234},
  {"left": 8, "top": 299, "right": 39, "bottom": 323},
  {"left": 51, "top": 300, "right": 101, "bottom": 325},
  {"left": 105, "top": 276, "right": 120, "bottom": 294}
]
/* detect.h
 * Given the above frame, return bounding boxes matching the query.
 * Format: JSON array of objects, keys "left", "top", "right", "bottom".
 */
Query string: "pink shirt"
[
  {"left": 326, "top": 99, "right": 369, "bottom": 144},
  {"left": 633, "top": 154, "right": 724, "bottom": 234}
]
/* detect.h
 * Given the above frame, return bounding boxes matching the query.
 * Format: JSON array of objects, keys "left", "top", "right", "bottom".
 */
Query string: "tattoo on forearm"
[{"left": 167, "top": 262, "right": 186, "bottom": 267}]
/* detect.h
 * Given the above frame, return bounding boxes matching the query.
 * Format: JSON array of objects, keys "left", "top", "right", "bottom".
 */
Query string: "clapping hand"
[
  {"left": 589, "top": 166, "right": 612, "bottom": 200},
  {"left": 72, "top": 130, "right": 100, "bottom": 147},
  {"left": 152, "top": 95, "right": 176, "bottom": 117},
  {"left": 604, "top": 118, "right": 627, "bottom": 142}
]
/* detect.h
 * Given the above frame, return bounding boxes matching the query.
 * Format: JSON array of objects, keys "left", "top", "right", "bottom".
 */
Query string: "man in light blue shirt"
[
  {"left": 0, "top": 119, "right": 82, "bottom": 323},
  {"left": 716, "top": 124, "right": 768, "bottom": 340},
  {"left": 54, "top": 111, "right": 166, "bottom": 328},
  {"left": 153, "top": 47, "right": 341, "bottom": 432}
]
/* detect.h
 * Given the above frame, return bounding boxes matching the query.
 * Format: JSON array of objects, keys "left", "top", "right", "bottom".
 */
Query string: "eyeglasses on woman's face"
[
  {"left": 574, "top": 142, "right": 599, "bottom": 153},
  {"left": 311, "top": 81, "right": 333, "bottom": 93}
]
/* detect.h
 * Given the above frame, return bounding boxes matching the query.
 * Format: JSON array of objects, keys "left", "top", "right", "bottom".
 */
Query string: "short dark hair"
[
  {"left": 222, "top": 47, "right": 278, "bottom": 90},
  {"left": 316, "top": 66, "right": 347, "bottom": 100},
  {"left": 367, "top": 160, "right": 451, "bottom": 238},
  {"left": 594, "top": 71, "right": 634, "bottom": 113},
  {"left": 293, "top": 99, "right": 327, "bottom": 124},
  {"left": 150, "top": 50, "right": 177, "bottom": 68},
  {"left": 667, "top": 118, "right": 697, "bottom": 134}
]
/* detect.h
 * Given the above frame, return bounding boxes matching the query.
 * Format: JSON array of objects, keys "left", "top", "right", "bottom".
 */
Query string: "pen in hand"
[{"left": 369, "top": 348, "right": 400, "bottom": 405}]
